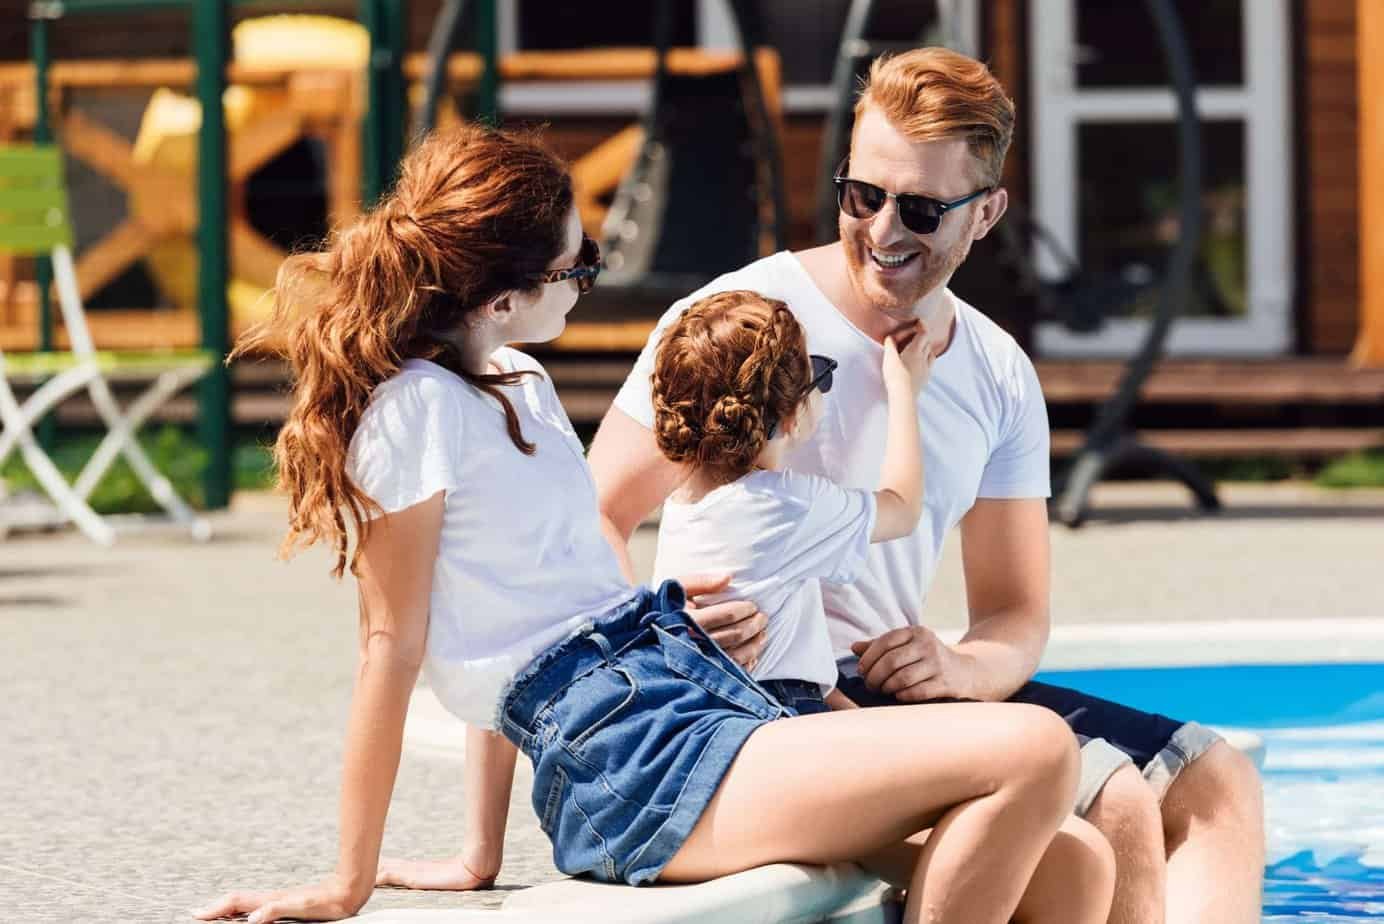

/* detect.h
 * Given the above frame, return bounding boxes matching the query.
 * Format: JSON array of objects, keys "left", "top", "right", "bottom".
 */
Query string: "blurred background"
[{"left": 1, "top": 0, "right": 1382, "bottom": 522}]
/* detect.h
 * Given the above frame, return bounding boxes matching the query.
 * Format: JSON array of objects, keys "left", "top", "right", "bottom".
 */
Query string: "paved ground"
[{"left": 3, "top": 482, "right": 1383, "bottom": 922}]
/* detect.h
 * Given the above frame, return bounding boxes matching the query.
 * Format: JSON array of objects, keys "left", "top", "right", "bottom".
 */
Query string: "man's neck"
[
  {"left": 795, "top": 243, "right": 958, "bottom": 355},
  {"left": 912, "top": 287, "right": 958, "bottom": 357}
]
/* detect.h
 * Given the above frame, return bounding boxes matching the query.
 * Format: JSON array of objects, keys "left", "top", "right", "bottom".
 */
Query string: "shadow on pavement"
[
  {"left": 0, "top": 594, "right": 72, "bottom": 608},
  {"left": 1080, "top": 504, "right": 1384, "bottom": 524}
]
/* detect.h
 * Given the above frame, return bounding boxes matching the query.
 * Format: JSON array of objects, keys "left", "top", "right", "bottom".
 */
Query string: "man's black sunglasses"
[
  {"left": 535, "top": 235, "right": 602, "bottom": 294},
  {"left": 833, "top": 159, "right": 991, "bottom": 235},
  {"left": 766, "top": 354, "right": 837, "bottom": 439}
]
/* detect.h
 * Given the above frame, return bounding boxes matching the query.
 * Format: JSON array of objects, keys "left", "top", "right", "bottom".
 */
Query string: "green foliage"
[
  {"left": 1197, "top": 455, "right": 1298, "bottom": 483},
  {"left": 1186, "top": 451, "right": 1384, "bottom": 487},
  {"left": 1315, "top": 450, "right": 1384, "bottom": 489},
  {"left": 1, "top": 426, "right": 276, "bottom": 514}
]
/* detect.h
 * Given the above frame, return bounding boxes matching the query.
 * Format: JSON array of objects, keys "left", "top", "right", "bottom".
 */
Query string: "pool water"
[{"left": 1035, "top": 663, "right": 1384, "bottom": 922}]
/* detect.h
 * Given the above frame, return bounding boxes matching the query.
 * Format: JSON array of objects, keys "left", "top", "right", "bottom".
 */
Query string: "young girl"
[
  {"left": 642, "top": 289, "right": 1116, "bottom": 917},
  {"left": 196, "top": 126, "right": 1103, "bottom": 924},
  {"left": 649, "top": 288, "right": 929, "bottom": 714}
]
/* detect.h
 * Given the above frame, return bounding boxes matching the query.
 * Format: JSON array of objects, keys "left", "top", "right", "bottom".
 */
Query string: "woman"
[{"left": 195, "top": 126, "right": 1102, "bottom": 924}]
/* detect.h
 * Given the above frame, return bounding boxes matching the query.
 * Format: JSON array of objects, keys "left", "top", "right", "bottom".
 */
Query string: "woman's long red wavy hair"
[{"left": 233, "top": 125, "right": 573, "bottom": 577}]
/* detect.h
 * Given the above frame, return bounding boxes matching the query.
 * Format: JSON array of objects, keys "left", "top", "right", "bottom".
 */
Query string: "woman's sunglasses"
[
  {"left": 766, "top": 354, "right": 838, "bottom": 439},
  {"left": 535, "top": 235, "right": 602, "bottom": 294},
  {"left": 833, "top": 159, "right": 991, "bottom": 236}
]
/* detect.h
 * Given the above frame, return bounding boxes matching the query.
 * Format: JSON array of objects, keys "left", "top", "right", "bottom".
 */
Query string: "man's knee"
[
  {"left": 1162, "top": 740, "right": 1264, "bottom": 851},
  {"left": 1087, "top": 763, "right": 1164, "bottom": 857},
  {"left": 1014, "top": 817, "right": 1117, "bottom": 924},
  {"left": 1057, "top": 817, "right": 1118, "bottom": 900}
]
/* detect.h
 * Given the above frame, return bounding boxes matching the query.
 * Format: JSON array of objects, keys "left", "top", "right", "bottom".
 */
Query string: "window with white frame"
[{"left": 1029, "top": 0, "right": 1293, "bottom": 357}]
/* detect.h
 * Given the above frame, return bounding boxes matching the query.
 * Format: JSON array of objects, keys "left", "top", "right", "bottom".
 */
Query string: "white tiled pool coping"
[{"left": 1023, "top": 618, "right": 1384, "bottom": 671}]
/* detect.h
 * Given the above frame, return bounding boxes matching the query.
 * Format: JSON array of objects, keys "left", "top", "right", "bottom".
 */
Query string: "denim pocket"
[
  {"left": 539, "top": 765, "right": 568, "bottom": 835},
  {"left": 551, "top": 664, "right": 639, "bottom": 756},
  {"left": 655, "top": 624, "right": 780, "bottom": 721}
]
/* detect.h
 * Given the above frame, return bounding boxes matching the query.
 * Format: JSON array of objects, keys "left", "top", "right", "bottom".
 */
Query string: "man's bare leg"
[
  {"left": 1085, "top": 763, "right": 1167, "bottom": 924},
  {"left": 860, "top": 815, "right": 1116, "bottom": 924},
  {"left": 1160, "top": 741, "right": 1264, "bottom": 923}
]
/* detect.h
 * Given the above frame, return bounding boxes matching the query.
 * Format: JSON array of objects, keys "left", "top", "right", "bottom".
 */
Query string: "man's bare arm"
[
  {"left": 587, "top": 406, "right": 684, "bottom": 583},
  {"left": 953, "top": 496, "right": 1051, "bottom": 701},
  {"left": 587, "top": 405, "right": 768, "bottom": 666},
  {"left": 853, "top": 497, "right": 1050, "bottom": 702}
]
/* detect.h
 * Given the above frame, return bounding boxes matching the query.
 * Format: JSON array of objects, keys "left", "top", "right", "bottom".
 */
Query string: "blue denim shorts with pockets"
[{"left": 499, "top": 580, "right": 786, "bottom": 885}]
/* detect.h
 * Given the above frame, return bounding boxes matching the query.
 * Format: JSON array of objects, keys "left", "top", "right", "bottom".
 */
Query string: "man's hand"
[
  {"left": 850, "top": 626, "right": 974, "bottom": 702},
  {"left": 677, "top": 573, "right": 767, "bottom": 670}
]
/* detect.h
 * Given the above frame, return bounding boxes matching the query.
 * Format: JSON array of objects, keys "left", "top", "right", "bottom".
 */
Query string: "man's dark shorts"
[{"left": 769, "top": 658, "right": 1223, "bottom": 817}]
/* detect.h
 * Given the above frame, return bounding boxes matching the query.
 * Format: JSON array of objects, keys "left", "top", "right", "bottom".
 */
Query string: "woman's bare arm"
[{"left": 196, "top": 493, "right": 444, "bottom": 924}]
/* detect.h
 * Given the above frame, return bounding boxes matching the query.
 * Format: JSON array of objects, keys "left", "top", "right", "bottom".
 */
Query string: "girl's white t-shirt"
[
  {"left": 615, "top": 251, "right": 1050, "bottom": 659},
  {"left": 347, "top": 351, "right": 635, "bottom": 728},
  {"left": 652, "top": 470, "right": 876, "bottom": 692}
]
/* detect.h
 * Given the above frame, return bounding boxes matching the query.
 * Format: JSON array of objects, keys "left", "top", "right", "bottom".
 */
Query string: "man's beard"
[{"left": 844, "top": 233, "right": 972, "bottom": 318}]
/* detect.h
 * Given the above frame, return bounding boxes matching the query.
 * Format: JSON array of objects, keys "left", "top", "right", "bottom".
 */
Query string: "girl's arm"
[
  {"left": 196, "top": 492, "right": 445, "bottom": 924},
  {"left": 871, "top": 327, "right": 934, "bottom": 542}
]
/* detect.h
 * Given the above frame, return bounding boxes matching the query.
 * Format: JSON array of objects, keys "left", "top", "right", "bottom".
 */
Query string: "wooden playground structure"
[
  {"left": 1, "top": 0, "right": 1382, "bottom": 528},
  {"left": 0, "top": 24, "right": 781, "bottom": 354}
]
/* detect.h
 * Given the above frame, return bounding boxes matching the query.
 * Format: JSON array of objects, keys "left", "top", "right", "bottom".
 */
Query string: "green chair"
[{"left": 0, "top": 144, "right": 213, "bottom": 544}]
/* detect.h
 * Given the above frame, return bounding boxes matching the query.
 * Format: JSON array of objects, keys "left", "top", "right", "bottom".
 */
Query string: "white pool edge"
[{"left": 1021, "top": 618, "right": 1384, "bottom": 671}]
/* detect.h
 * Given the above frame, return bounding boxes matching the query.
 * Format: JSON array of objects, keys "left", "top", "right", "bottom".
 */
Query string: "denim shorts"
[
  {"left": 499, "top": 580, "right": 786, "bottom": 885},
  {"left": 831, "top": 657, "right": 1223, "bottom": 816},
  {"left": 758, "top": 679, "right": 832, "bottom": 717}
]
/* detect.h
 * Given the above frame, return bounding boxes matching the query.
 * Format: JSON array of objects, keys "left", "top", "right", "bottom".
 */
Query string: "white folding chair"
[{"left": 0, "top": 143, "right": 213, "bottom": 544}]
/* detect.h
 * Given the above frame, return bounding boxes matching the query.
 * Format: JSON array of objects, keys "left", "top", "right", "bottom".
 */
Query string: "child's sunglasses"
[
  {"left": 833, "top": 159, "right": 991, "bottom": 236},
  {"left": 534, "top": 235, "right": 602, "bottom": 294},
  {"left": 766, "top": 354, "right": 838, "bottom": 439}
]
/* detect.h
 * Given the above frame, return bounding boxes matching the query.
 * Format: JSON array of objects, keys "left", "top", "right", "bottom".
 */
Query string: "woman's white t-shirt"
[
  {"left": 347, "top": 351, "right": 635, "bottom": 728},
  {"left": 653, "top": 469, "right": 876, "bottom": 692}
]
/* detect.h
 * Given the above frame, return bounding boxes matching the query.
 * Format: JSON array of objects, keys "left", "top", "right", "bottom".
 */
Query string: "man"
[{"left": 587, "top": 47, "right": 1264, "bottom": 924}]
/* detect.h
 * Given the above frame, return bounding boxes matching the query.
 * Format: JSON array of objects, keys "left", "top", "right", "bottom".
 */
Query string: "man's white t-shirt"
[
  {"left": 614, "top": 251, "right": 1050, "bottom": 658},
  {"left": 652, "top": 469, "right": 877, "bottom": 692},
  {"left": 348, "top": 352, "right": 635, "bottom": 728}
]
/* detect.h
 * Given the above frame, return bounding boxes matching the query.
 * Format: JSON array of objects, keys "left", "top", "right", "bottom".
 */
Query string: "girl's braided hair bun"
[{"left": 651, "top": 290, "right": 810, "bottom": 484}]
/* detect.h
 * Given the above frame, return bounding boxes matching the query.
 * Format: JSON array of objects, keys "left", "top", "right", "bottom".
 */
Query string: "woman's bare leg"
[
  {"left": 861, "top": 816, "right": 1117, "bottom": 924},
  {"left": 658, "top": 703, "right": 1080, "bottom": 924}
]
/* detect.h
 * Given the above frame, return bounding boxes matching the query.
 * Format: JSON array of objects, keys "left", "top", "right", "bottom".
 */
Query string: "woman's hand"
[
  {"left": 194, "top": 874, "right": 364, "bottom": 923},
  {"left": 375, "top": 853, "right": 497, "bottom": 891}
]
